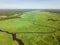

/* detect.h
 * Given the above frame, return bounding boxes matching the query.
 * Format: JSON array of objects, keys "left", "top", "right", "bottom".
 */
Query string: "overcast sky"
[{"left": 0, "top": 0, "right": 60, "bottom": 9}]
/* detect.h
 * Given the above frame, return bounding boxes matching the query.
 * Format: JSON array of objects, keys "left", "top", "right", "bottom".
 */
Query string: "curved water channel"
[
  {"left": 0, "top": 30, "right": 24, "bottom": 45},
  {"left": 0, "top": 29, "right": 60, "bottom": 45}
]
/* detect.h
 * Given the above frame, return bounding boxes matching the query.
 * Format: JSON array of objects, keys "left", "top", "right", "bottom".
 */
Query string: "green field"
[{"left": 0, "top": 10, "right": 60, "bottom": 45}]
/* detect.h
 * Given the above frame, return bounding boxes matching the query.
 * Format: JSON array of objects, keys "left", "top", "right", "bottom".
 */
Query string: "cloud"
[
  {"left": 0, "top": 0, "right": 60, "bottom": 9},
  {"left": 0, "top": 3, "right": 60, "bottom": 9}
]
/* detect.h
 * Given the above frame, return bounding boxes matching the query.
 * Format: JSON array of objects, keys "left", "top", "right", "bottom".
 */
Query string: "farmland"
[{"left": 0, "top": 9, "right": 60, "bottom": 45}]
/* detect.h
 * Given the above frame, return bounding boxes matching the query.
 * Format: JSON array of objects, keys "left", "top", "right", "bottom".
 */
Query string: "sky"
[{"left": 0, "top": 0, "right": 60, "bottom": 9}]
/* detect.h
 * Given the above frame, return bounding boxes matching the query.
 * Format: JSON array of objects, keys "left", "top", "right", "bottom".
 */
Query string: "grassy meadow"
[{"left": 0, "top": 9, "right": 60, "bottom": 45}]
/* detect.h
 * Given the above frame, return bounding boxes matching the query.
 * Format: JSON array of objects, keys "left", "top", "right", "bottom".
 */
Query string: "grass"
[{"left": 0, "top": 11, "right": 60, "bottom": 45}]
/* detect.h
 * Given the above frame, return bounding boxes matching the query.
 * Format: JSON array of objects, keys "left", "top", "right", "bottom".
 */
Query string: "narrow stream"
[
  {"left": 0, "top": 29, "right": 60, "bottom": 45},
  {"left": 0, "top": 30, "right": 24, "bottom": 45}
]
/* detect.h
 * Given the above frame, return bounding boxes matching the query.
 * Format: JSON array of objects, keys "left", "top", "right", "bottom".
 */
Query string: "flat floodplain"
[{"left": 0, "top": 10, "right": 60, "bottom": 45}]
